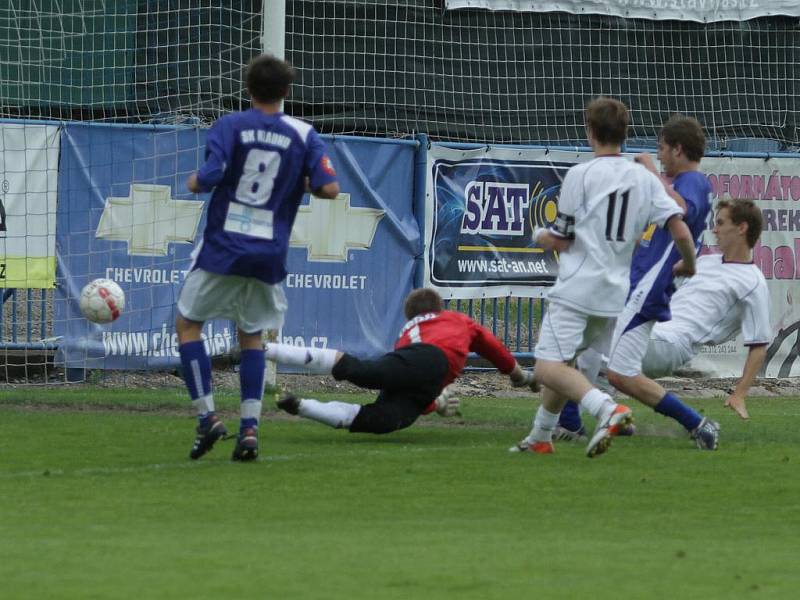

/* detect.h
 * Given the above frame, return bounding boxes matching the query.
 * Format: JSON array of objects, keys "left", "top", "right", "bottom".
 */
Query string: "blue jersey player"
[
  {"left": 178, "top": 55, "right": 339, "bottom": 461},
  {"left": 559, "top": 115, "right": 719, "bottom": 449}
]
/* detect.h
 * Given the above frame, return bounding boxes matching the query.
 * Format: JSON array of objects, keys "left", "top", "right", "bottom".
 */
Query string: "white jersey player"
[
  {"left": 645, "top": 255, "right": 770, "bottom": 375},
  {"left": 546, "top": 155, "right": 687, "bottom": 317},
  {"left": 645, "top": 199, "right": 771, "bottom": 419},
  {"left": 513, "top": 97, "right": 698, "bottom": 458},
  {"left": 565, "top": 199, "right": 770, "bottom": 434}
]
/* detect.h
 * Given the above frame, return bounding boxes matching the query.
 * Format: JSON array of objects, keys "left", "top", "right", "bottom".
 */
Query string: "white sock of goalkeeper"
[
  {"left": 298, "top": 398, "right": 361, "bottom": 429},
  {"left": 264, "top": 343, "right": 338, "bottom": 374},
  {"left": 528, "top": 405, "right": 560, "bottom": 443},
  {"left": 579, "top": 388, "right": 616, "bottom": 420}
]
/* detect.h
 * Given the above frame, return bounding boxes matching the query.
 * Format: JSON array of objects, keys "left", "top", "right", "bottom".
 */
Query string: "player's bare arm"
[
  {"left": 635, "top": 152, "right": 687, "bottom": 212},
  {"left": 725, "top": 345, "right": 767, "bottom": 420},
  {"left": 666, "top": 216, "right": 696, "bottom": 276}
]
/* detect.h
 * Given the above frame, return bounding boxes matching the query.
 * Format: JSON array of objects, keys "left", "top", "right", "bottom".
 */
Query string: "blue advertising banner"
[
  {"left": 55, "top": 124, "right": 418, "bottom": 369},
  {"left": 426, "top": 144, "right": 595, "bottom": 298}
]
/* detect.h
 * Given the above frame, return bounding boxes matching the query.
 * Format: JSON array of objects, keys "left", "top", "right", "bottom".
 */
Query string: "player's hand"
[
  {"left": 672, "top": 259, "right": 695, "bottom": 277},
  {"left": 725, "top": 393, "right": 750, "bottom": 420},
  {"left": 187, "top": 173, "right": 201, "bottom": 193},
  {"left": 634, "top": 152, "right": 658, "bottom": 174}
]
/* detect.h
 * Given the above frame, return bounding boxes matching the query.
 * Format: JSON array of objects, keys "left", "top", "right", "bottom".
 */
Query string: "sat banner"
[
  {"left": 426, "top": 144, "right": 597, "bottom": 299},
  {"left": 55, "top": 124, "right": 417, "bottom": 370},
  {"left": 0, "top": 122, "right": 60, "bottom": 288}
]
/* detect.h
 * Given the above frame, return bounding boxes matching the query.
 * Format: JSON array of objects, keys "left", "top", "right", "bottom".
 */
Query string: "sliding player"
[
  {"left": 559, "top": 199, "right": 770, "bottom": 440},
  {"left": 268, "top": 288, "right": 538, "bottom": 434}
]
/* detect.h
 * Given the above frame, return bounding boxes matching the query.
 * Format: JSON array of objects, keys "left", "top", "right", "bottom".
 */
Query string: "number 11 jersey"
[
  {"left": 192, "top": 109, "right": 338, "bottom": 284},
  {"left": 547, "top": 156, "right": 682, "bottom": 317}
]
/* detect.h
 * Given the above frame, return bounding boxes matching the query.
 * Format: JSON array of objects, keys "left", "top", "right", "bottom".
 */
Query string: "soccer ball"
[{"left": 79, "top": 278, "right": 125, "bottom": 324}]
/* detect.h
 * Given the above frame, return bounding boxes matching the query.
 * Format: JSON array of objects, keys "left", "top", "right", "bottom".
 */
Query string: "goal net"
[
  {"left": 286, "top": 1, "right": 799, "bottom": 148},
  {"left": 0, "top": 1, "right": 797, "bottom": 383}
]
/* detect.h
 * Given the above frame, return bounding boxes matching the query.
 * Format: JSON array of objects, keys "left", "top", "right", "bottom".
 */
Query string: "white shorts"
[
  {"left": 177, "top": 269, "right": 288, "bottom": 334},
  {"left": 534, "top": 301, "right": 614, "bottom": 362},
  {"left": 606, "top": 305, "right": 655, "bottom": 377},
  {"left": 641, "top": 329, "right": 694, "bottom": 379}
]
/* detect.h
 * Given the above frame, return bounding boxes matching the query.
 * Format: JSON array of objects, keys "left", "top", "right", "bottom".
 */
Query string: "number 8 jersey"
[
  {"left": 547, "top": 156, "right": 682, "bottom": 317},
  {"left": 192, "top": 109, "right": 338, "bottom": 283}
]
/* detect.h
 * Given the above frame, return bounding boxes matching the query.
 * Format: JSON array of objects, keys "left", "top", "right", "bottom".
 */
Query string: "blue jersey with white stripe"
[
  {"left": 192, "top": 109, "right": 337, "bottom": 283},
  {"left": 628, "top": 170, "right": 711, "bottom": 321}
]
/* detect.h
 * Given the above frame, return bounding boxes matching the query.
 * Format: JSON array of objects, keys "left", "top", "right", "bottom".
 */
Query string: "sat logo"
[{"left": 95, "top": 185, "right": 383, "bottom": 263}]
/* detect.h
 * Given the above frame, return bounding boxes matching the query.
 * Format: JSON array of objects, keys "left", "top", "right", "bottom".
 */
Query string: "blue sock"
[
  {"left": 654, "top": 392, "right": 702, "bottom": 431},
  {"left": 558, "top": 400, "right": 583, "bottom": 432},
  {"left": 179, "top": 340, "right": 213, "bottom": 425},
  {"left": 239, "top": 349, "right": 265, "bottom": 433}
]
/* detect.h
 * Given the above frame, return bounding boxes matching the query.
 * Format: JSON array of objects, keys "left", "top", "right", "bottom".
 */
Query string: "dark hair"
[
  {"left": 659, "top": 114, "right": 706, "bottom": 162},
  {"left": 246, "top": 54, "right": 296, "bottom": 103},
  {"left": 585, "top": 97, "right": 629, "bottom": 146},
  {"left": 716, "top": 198, "right": 762, "bottom": 248},
  {"left": 404, "top": 288, "right": 444, "bottom": 319}
]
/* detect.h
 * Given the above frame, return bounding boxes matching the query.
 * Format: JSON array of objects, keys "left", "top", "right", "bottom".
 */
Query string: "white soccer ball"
[{"left": 79, "top": 278, "right": 125, "bottom": 324}]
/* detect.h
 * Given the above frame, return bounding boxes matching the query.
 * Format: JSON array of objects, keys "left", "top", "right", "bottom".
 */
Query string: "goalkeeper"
[{"left": 269, "top": 288, "right": 537, "bottom": 434}]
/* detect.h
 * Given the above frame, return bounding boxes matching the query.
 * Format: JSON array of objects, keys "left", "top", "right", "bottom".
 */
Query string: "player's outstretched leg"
[
  {"left": 653, "top": 392, "right": 718, "bottom": 450},
  {"left": 690, "top": 417, "right": 720, "bottom": 450},
  {"left": 277, "top": 393, "right": 361, "bottom": 429},
  {"left": 265, "top": 342, "right": 339, "bottom": 374}
]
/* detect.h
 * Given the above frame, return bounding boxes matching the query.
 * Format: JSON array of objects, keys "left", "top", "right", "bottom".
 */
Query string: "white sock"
[
  {"left": 192, "top": 394, "right": 215, "bottom": 416},
  {"left": 240, "top": 398, "right": 262, "bottom": 426},
  {"left": 298, "top": 398, "right": 361, "bottom": 429},
  {"left": 580, "top": 388, "right": 615, "bottom": 420},
  {"left": 264, "top": 343, "right": 338, "bottom": 374},
  {"left": 529, "top": 405, "right": 560, "bottom": 443}
]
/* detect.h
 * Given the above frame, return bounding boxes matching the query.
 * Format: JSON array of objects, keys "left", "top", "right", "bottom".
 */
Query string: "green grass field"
[{"left": 1, "top": 388, "right": 798, "bottom": 599}]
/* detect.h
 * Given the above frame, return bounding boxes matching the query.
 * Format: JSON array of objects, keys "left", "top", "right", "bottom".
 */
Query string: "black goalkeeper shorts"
[{"left": 331, "top": 343, "right": 449, "bottom": 434}]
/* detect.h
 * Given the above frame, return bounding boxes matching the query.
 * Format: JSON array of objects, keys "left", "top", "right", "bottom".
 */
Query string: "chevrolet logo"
[
  {"left": 290, "top": 193, "right": 384, "bottom": 262},
  {"left": 96, "top": 184, "right": 203, "bottom": 256}
]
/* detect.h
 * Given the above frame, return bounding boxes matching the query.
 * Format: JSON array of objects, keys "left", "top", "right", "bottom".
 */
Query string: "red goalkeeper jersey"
[{"left": 395, "top": 310, "right": 516, "bottom": 386}]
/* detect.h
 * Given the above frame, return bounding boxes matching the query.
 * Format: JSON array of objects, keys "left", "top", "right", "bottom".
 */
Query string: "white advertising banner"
[
  {"left": 0, "top": 123, "right": 60, "bottom": 288},
  {"left": 445, "top": 0, "right": 800, "bottom": 23},
  {"left": 688, "top": 155, "right": 800, "bottom": 378}
]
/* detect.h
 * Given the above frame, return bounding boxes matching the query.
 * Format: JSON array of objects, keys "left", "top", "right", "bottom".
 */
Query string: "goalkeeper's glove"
[
  {"left": 434, "top": 385, "right": 461, "bottom": 417},
  {"left": 511, "top": 369, "right": 539, "bottom": 392}
]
